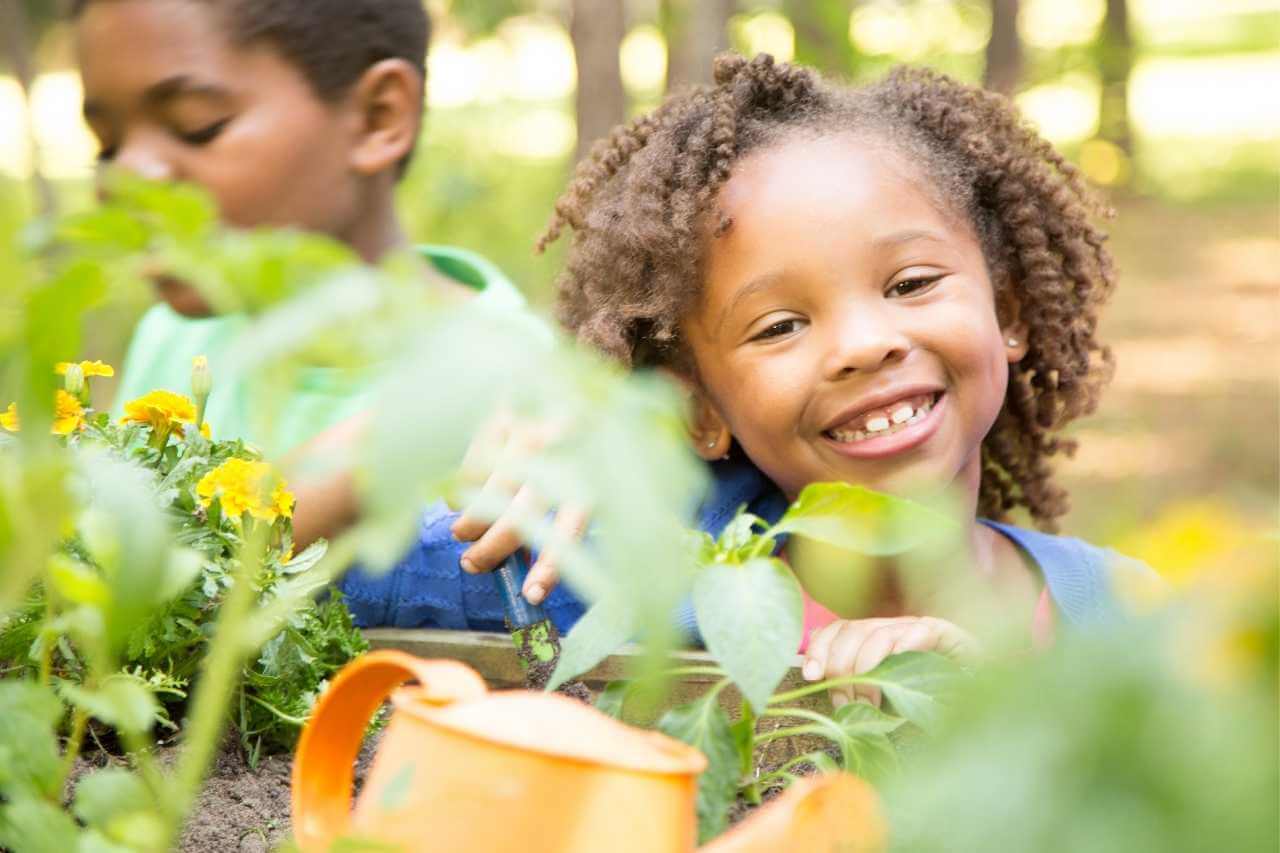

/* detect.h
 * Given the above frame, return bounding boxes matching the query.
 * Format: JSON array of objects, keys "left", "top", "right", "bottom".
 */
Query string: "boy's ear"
[
  {"left": 995, "top": 278, "right": 1030, "bottom": 364},
  {"left": 660, "top": 368, "right": 733, "bottom": 461},
  {"left": 348, "top": 59, "right": 423, "bottom": 177}
]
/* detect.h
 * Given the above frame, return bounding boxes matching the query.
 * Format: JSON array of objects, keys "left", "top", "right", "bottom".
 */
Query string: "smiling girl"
[{"left": 541, "top": 54, "right": 1153, "bottom": 705}]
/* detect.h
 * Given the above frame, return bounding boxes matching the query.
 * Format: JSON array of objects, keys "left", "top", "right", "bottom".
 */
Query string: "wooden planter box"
[
  {"left": 362, "top": 628, "right": 833, "bottom": 768},
  {"left": 363, "top": 628, "right": 820, "bottom": 706}
]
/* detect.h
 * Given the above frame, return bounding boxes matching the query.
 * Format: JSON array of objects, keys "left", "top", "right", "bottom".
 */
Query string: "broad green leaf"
[
  {"left": 658, "top": 695, "right": 740, "bottom": 843},
  {"left": 73, "top": 449, "right": 172, "bottom": 654},
  {"left": 693, "top": 558, "right": 803, "bottom": 711},
  {"left": 73, "top": 768, "right": 157, "bottom": 837},
  {"left": 772, "top": 482, "right": 958, "bottom": 556},
  {"left": 48, "top": 554, "right": 110, "bottom": 607},
  {"left": 857, "top": 651, "right": 964, "bottom": 733},
  {"left": 0, "top": 794, "right": 82, "bottom": 853},
  {"left": 548, "top": 597, "right": 633, "bottom": 691},
  {"left": 833, "top": 702, "right": 905, "bottom": 781},
  {"left": 0, "top": 683, "right": 64, "bottom": 798},
  {"left": 61, "top": 676, "right": 160, "bottom": 736}
]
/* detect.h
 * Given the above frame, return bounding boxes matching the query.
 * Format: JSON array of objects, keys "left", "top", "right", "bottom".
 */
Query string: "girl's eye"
[
  {"left": 96, "top": 146, "right": 118, "bottom": 163},
  {"left": 752, "top": 318, "right": 803, "bottom": 341},
  {"left": 179, "top": 118, "right": 230, "bottom": 146},
  {"left": 888, "top": 276, "right": 942, "bottom": 298}
]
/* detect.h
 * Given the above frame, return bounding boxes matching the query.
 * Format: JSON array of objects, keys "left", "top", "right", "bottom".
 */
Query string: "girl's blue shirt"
[{"left": 339, "top": 457, "right": 1153, "bottom": 633}]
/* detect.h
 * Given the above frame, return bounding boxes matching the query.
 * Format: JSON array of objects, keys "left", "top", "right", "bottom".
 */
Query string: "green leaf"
[
  {"left": 857, "top": 651, "right": 964, "bottom": 733},
  {"left": 594, "top": 681, "right": 630, "bottom": 719},
  {"left": 548, "top": 597, "right": 633, "bottom": 691},
  {"left": 279, "top": 540, "right": 327, "bottom": 575},
  {"left": 0, "top": 794, "right": 83, "bottom": 853},
  {"left": 833, "top": 702, "right": 905, "bottom": 781},
  {"left": 73, "top": 768, "right": 156, "bottom": 835},
  {"left": 48, "top": 554, "right": 110, "bottom": 607},
  {"left": 658, "top": 695, "right": 740, "bottom": 843},
  {"left": 772, "top": 482, "right": 958, "bottom": 556},
  {"left": 693, "top": 558, "right": 803, "bottom": 711},
  {"left": 0, "top": 683, "right": 64, "bottom": 798},
  {"left": 61, "top": 675, "right": 160, "bottom": 736}
]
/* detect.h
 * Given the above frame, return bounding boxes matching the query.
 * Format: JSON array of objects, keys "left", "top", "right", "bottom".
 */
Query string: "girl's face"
[{"left": 682, "top": 133, "right": 1026, "bottom": 505}]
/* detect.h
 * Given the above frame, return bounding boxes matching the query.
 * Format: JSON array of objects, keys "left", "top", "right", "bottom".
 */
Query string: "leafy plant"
[
  {"left": 593, "top": 482, "right": 967, "bottom": 841},
  {"left": 0, "top": 362, "right": 366, "bottom": 763}
]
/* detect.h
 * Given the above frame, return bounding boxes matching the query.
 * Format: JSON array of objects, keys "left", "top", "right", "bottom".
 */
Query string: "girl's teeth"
[{"left": 827, "top": 395, "right": 936, "bottom": 444}]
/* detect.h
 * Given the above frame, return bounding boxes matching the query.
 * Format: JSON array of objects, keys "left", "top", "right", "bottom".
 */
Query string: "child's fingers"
[
  {"left": 450, "top": 464, "right": 521, "bottom": 542},
  {"left": 849, "top": 620, "right": 942, "bottom": 706},
  {"left": 928, "top": 617, "right": 980, "bottom": 661},
  {"left": 801, "top": 620, "right": 844, "bottom": 681},
  {"left": 822, "top": 621, "right": 888, "bottom": 707},
  {"left": 524, "top": 504, "right": 590, "bottom": 605},
  {"left": 458, "top": 485, "right": 546, "bottom": 575},
  {"left": 455, "top": 408, "right": 514, "bottom": 491}
]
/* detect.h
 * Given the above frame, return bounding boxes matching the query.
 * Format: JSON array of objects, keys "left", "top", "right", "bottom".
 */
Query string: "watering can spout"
[{"left": 291, "top": 650, "right": 886, "bottom": 852}]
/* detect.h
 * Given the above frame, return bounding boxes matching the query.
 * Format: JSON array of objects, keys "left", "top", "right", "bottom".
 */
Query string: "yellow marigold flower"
[
  {"left": 53, "top": 390, "right": 85, "bottom": 435},
  {"left": 56, "top": 360, "right": 115, "bottom": 379},
  {"left": 1, "top": 403, "right": 19, "bottom": 432},
  {"left": 121, "top": 389, "right": 198, "bottom": 436},
  {"left": 196, "top": 457, "right": 294, "bottom": 525},
  {"left": 2, "top": 395, "right": 86, "bottom": 435}
]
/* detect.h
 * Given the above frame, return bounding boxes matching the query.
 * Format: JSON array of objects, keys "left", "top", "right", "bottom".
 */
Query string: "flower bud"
[
  {"left": 63, "top": 363, "right": 85, "bottom": 397},
  {"left": 191, "top": 355, "right": 212, "bottom": 399}
]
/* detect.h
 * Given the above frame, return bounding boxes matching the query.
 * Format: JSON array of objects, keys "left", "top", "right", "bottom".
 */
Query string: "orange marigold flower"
[
  {"left": 52, "top": 390, "right": 85, "bottom": 435},
  {"left": 196, "top": 457, "right": 295, "bottom": 525},
  {"left": 56, "top": 360, "right": 115, "bottom": 379}
]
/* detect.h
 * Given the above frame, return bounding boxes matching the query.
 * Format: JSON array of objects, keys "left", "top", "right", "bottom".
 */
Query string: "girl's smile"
[{"left": 683, "top": 133, "right": 1027, "bottom": 508}]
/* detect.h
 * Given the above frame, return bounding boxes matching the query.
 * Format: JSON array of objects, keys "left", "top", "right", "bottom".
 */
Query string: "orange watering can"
[{"left": 292, "top": 649, "right": 886, "bottom": 852}]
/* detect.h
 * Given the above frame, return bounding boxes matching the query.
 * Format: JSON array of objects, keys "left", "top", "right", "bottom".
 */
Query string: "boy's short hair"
[{"left": 72, "top": 0, "right": 431, "bottom": 102}]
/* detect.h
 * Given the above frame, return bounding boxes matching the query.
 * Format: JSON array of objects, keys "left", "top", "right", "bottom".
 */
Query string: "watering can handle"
[{"left": 291, "top": 649, "right": 488, "bottom": 850}]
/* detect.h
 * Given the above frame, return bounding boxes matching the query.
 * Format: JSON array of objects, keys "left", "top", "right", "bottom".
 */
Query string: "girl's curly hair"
[{"left": 540, "top": 54, "right": 1116, "bottom": 530}]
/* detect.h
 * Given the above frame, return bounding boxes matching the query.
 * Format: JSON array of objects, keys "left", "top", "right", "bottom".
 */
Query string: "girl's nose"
[{"left": 822, "top": 304, "right": 911, "bottom": 380}]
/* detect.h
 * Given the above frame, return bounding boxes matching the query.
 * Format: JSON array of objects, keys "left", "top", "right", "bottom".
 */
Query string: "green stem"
[
  {"left": 161, "top": 527, "right": 268, "bottom": 848},
  {"left": 56, "top": 708, "right": 89, "bottom": 790},
  {"left": 754, "top": 752, "right": 829, "bottom": 790},
  {"left": 753, "top": 723, "right": 824, "bottom": 746},
  {"left": 244, "top": 691, "right": 308, "bottom": 727},
  {"left": 660, "top": 665, "right": 727, "bottom": 679},
  {"left": 767, "top": 673, "right": 872, "bottom": 706}
]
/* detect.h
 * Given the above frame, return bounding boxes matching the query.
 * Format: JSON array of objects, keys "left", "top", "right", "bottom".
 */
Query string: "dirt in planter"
[
  {"left": 511, "top": 618, "right": 592, "bottom": 703},
  {"left": 64, "top": 730, "right": 385, "bottom": 852}
]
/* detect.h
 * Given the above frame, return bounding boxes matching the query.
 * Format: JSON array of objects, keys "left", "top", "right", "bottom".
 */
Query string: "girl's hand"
[
  {"left": 449, "top": 409, "right": 589, "bottom": 606},
  {"left": 801, "top": 616, "right": 979, "bottom": 708}
]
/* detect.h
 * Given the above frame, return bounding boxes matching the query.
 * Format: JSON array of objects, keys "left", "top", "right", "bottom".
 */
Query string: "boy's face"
[
  {"left": 682, "top": 134, "right": 1025, "bottom": 506},
  {"left": 76, "top": 0, "right": 364, "bottom": 314}
]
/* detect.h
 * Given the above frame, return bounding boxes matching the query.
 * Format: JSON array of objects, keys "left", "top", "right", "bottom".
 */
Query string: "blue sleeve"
[{"left": 338, "top": 501, "right": 587, "bottom": 633}]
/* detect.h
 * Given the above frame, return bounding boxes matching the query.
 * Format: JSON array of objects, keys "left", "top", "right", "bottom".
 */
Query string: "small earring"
[
  {"left": 706, "top": 440, "right": 716, "bottom": 449},
  {"left": 1006, "top": 337, "right": 1019, "bottom": 347}
]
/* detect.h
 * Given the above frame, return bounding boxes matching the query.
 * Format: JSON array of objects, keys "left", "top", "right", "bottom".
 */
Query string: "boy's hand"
[
  {"left": 802, "top": 616, "right": 979, "bottom": 708},
  {"left": 449, "top": 409, "right": 589, "bottom": 606}
]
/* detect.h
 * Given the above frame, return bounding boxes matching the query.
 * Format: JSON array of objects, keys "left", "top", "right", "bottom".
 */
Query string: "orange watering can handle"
[{"left": 291, "top": 649, "right": 488, "bottom": 850}]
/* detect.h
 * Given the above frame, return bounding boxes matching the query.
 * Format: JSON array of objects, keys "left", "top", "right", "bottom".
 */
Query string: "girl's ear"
[
  {"left": 348, "top": 58, "right": 422, "bottom": 177},
  {"left": 660, "top": 368, "right": 733, "bottom": 461},
  {"left": 996, "top": 277, "right": 1030, "bottom": 364}
]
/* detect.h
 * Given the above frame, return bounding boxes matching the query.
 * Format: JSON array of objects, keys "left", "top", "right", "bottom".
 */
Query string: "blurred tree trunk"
[
  {"left": 570, "top": 0, "right": 628, "bottom": 161},
  {"left": 783, "top": 0, "right": 856, "bottom": 77},
  {"left": 663, "top": 0, "right": 735, "bottom": 90},
  {"left": 0, "top": 0, "right": 55, "bottom": 216},
  {"left": 1098, "top": 0, "right": 1133, "bottom": 154},
  {"left": 983, "top": 0, "right": 1022, "bottom": 94}
]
